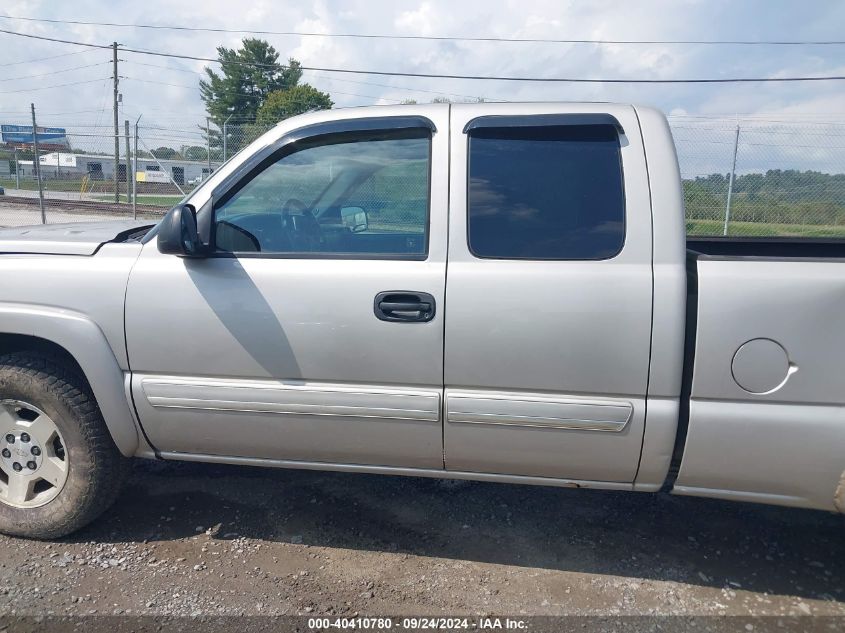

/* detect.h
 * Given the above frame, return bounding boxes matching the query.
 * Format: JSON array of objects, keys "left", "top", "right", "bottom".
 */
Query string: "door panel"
[
  {"left": 444, "top": 103, "right": 653, "bottom": 482},
  {"left": 125, "top": 106, "right": 449, "bottom": 468},
  {"left": 132, "top": 374, "right": 441, "bottom": 467}
]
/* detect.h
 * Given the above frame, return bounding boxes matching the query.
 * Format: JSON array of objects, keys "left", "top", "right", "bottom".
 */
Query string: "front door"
[
  {"left": 444, "top": 104, "right": 654, "bottom": 482},
  {"left": 125, "top": 106, "right": 449, "bottom": 469}
]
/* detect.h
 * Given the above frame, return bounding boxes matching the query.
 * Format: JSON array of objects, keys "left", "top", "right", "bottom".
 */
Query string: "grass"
[
  {"left": 0, "top": 178, "right": 188, "bottom": 198},
  {"left": 1, "top": 177, "right": 91, "bottom": 193},
  {"left": 686, "top": 218, "right": 845, "bottom": 238}
]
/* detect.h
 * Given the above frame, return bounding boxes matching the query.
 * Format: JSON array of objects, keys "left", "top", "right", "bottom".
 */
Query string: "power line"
[
  {"left": 0, "top": 48, "right": 96, "bottom": 67},
  {"left": 2, "top": 27, "right": 845, "bottom": 83},
  {"left": 0, "top": 61, "right": 111, "bottom": 82},
  {"left": 126, "top": 59, "right": 492, "bottom": 101},
  {"left": 123, "top": 76, "right": 265, "bottom": 98},
  {"left": 1, "top": 14, "right": 843, "bottom": 46},
  {"left": 304, "top": 71, "right": 490, "bottom": 101},
  {"left": 125, "top": 60, "right": 476, "bottom": 102},
  {"left": 0, "top": 28, "right": 114, "bottom": 50},
  {"left": 126, "top": 60, "right": 199, "bottom": 74},
  {"left": 123, "top": 76, "right": 404, "bottom": 103},
  {"left": 0, "top": 77, "right": 111, "bottom": 94}
]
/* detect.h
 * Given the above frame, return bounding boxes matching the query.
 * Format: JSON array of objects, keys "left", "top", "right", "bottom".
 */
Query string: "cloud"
[
  {"left": 395, "top": 3, "right": 438, "bottom": 36},
  {"left": 0, "top": 0, "right": 842, "bottom": 175}
]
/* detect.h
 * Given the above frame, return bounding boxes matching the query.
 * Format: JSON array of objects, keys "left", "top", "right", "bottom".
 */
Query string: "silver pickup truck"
[{"left": 0, "top": 102, "right": 843, "bottom": 539}]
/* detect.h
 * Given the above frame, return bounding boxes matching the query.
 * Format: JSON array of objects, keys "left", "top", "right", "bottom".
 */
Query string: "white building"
[{"left": 28, "top": 152, "right": 218, "bottom": 185}]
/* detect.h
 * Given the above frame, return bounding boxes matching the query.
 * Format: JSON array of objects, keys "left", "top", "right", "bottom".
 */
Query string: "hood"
[{"left": 0, "top": 220, "right": 155, "bottom": 256}]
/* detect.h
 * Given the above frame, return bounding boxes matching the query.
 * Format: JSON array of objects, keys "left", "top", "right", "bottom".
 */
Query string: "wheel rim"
[{"left": 0, "top": 400, "right": 68, "bottom": 509}]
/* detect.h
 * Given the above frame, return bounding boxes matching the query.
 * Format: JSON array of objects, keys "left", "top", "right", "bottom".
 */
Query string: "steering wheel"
[
  {"left": 282, "top": 198, "right": 308, "bottom": 215},
  {"left": 280, "top": 198, "right": 322, "bottom": 251}
]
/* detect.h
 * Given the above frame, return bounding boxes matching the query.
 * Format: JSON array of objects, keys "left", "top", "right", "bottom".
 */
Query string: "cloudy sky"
[{"left": 1, "top": 0, "right": 844, "bottom": 174}]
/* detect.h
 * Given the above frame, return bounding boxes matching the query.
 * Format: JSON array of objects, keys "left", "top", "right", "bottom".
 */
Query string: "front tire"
[{"left": 0, "top": 352, "right": 128, "bottom": 539}]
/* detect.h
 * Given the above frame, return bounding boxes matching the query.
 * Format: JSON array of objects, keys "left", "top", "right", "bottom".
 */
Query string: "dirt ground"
[{"left": 0, "top": 458, "right": 843, "bottom": 619}]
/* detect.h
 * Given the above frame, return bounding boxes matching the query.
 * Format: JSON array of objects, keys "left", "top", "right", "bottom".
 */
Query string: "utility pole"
[
  {"left": 133, "top": 115, "right": 141, "bottom": 220},
  {"left": 722, "top": 123, "right": 740, "bottom": 236},
  {"left": 31, "top": 103, "right": 45, "bottom": 224},
  {"left": 113, "top": 41, "right": 120, "bottom": 203},
  {"left": 124, "top": 119, "right": 132, "bottom": 206}
]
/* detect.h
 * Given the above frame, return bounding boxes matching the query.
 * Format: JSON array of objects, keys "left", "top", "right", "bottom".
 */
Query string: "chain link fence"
[
  {"left": 1, "top": 114, "right": 844, "bottom": 238},
  {"left": 0, "top": 121, "right": 273, "bottom": 226},
  {"left": 670, "top": 116, "right": 845, "bottom": 237}
]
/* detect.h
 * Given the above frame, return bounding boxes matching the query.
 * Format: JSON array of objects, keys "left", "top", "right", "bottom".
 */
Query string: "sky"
[{"left": 1, "top": 0, "right": 844, "bottom": 175}]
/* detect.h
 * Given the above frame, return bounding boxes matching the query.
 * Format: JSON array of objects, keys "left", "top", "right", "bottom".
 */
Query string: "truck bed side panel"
[{"left": 675, "top": 258, "right": 845, "bottom": 511}]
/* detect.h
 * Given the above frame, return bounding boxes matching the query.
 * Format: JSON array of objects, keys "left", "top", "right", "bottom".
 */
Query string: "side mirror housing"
[
  {"left": 341, "top": 206, "right": 368, "bottom": 233},
  {"left": 157, "top": 204, "right": 206, "bottom": 257}
]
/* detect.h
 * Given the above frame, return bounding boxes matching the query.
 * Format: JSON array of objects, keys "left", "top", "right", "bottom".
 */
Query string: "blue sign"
[{"left": 1, "top": 124, "right": 67, "bottom": 145}]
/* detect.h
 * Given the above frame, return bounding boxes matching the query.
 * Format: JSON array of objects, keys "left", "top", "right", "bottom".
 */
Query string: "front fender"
[{"left": 0, "top": 303, "right": 139, "bottom": 456}]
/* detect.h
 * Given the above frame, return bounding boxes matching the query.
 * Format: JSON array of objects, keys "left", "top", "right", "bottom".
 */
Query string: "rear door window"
[{"left": 467, "top": 124, "right": 625, "bottom": 260}]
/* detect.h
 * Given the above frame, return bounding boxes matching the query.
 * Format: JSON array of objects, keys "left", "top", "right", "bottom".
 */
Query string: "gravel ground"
[
  {"left": 0, "top": 199, "right": 843, "bottom": 623},
  {"left": 0, "top": 458, "right": 843, "bottom": 618}
]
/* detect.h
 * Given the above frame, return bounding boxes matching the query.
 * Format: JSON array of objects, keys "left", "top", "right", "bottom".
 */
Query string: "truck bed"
[
  {"left": 675, "top": 237, "right": 845, "bottom": 511},
  {"left": 687, "top": 236, "right": 845, "bottom": 259}
]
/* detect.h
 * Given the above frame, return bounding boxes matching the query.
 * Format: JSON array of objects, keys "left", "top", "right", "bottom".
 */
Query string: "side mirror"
[
  {"left": 341, "top": 206, "right": 368, "bottom": 233},
  {"left": 157, "top": 204, "right": 205, "bottom": 257}
]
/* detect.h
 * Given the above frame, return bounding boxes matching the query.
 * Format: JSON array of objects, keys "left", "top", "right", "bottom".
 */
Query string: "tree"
[
  {"left": 182, "top": 146, "right": 208, "bottom": 161},
  {"left": 200, "top": 38, "right": 303, "bottom": 127},
  {"left": 151, "top": 146, "right": 179, "bottom": 160},
  {"left": 255, "top": 85, "right": 334, "bottom": 125}
]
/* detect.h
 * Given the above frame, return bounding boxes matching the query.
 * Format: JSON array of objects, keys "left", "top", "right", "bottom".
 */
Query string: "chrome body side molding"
[
  {"left": 446, "top": 391, "right": 632, "bottom": 432},
  {"left": 142, "top": 377, "right": 440, "bottom": 423},
  {"left": 133, "top": 374, "right": 444, "bottom": 469}
]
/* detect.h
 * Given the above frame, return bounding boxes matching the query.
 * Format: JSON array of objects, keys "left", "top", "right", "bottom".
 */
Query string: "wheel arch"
[{"left": 0, "top": 305, "right": 139, "bottom": 456}]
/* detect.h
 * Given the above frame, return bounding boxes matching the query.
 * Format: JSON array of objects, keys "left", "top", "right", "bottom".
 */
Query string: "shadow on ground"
[{"left": 67, "top": 459, "right": 844, "bottom": 602}]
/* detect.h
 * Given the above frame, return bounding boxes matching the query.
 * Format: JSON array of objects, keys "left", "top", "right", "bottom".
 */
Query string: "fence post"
[
  {"left": 13, "top": 148, "right": 19, "bottom": 189},
  {"left": 723, "top": 123, "right": 740, "bottom": 236},
  {"left": 206, "top": 117, "right": 211, "bottom": 177},
  {"left": 30, "top": 103, "right": 46, "bottom": 224},
  {"left": 133, "top": 115, "right": 141, "bottom": 220},
  {"left": 223, "top": 113, "right": 234, "bottom": 162},
  {"left": 124, "top": 120, "right": 131, "bottom": 206}
]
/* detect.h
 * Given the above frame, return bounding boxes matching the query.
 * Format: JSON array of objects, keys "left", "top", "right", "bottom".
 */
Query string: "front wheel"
[{"left": 0, "top": 352, "right": 128, "bottom": 539}]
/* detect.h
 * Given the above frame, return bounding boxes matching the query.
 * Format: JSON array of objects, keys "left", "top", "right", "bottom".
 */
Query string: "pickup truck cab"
[{"left": 0, "top": 102, "right": 843, "bottom": 539}]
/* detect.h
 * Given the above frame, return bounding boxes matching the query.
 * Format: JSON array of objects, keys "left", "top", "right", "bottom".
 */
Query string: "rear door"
[{"left": 444, "top": 103, "right": 653, "bottom": 482}]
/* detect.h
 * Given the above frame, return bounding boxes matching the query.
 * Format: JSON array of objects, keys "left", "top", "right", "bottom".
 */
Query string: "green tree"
[
  {"left": 255, "top": 85, "right": 334, "bottom": 126},
  {"left": 200, "top": 38, "right": 303, "bottom": 126},
  {"left": 151, "top": 146, "right": 179, "bottom": 160},
  {"left": 182, "top": 146, "right": 208, "bottom": 161}
]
